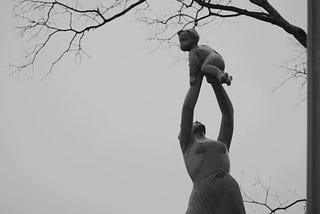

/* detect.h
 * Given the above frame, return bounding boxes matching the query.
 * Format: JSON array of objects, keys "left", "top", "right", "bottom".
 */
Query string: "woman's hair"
[
  {"left": 192, "top": 121, "right": 206, "bottom": 135},
  {"left": 177, "top": 29, "right": 200, "bottom": 44}
]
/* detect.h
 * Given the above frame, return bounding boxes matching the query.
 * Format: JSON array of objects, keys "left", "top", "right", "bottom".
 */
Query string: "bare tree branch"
[
  {"left": 13, "top": 0, "right": 147, "bottom": 79},
  {"left": 272, "top": 45, "right": 307, "bottom": 93},
  {"left": 193, "top": 0, "right": 306, "bottom": 47},
  {"left": 137, "top": 0, "right": 306, "bottom": 50},
  {"left": 241, "top": 175, "right": 306, "bottom": 214},
  {"left": 12, "top": 0, "right": 307, "bottom": 81},
  {"left": 136, "top": 0, "right": 307, "bottom": 89}
]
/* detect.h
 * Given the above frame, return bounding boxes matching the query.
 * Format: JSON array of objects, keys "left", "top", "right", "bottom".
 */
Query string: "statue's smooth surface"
[{"left": 178, "top": 29, "right": 246, "bottom": 214}]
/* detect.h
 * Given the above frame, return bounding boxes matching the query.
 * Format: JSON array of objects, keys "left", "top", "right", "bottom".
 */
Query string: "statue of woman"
[{"left": 179, "top": 74, "right": 246, "bottom": 214}]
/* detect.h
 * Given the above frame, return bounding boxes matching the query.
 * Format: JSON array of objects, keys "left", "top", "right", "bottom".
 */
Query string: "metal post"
[{"left": 307, "top": 0, "right": 320, "bottom": 213}]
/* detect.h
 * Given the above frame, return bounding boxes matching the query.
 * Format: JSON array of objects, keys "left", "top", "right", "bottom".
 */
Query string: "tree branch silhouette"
[
  {"left": 13, "top": 0, "right": 306, "bottom": 80},
  {"left": 12, "top": 0, "right": 147, "bottom": 79},
  {"left": 241, "top": 176, "right": 306, "bottom": 214}
]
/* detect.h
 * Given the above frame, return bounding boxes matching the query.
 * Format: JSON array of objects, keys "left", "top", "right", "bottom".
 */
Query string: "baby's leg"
[{"left": 201, "top": 65, "right": 232, "bottom": 86}]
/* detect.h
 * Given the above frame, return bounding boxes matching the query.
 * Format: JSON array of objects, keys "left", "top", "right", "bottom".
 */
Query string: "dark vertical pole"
[{"left": 307, "top": 0, "right": 320, "bottom": 213}]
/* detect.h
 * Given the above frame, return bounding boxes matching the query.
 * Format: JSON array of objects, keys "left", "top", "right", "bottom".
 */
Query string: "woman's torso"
[
  {"left": 183, "top": 137, "right": 230, "bottom": 182},
  {"left": 183, "top": 138, "right": 246, "bottom": 214}
]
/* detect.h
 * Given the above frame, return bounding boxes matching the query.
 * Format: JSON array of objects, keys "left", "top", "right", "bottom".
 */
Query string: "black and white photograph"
[{"left": 0, "top": 0, "right": 316, "bottom": 213}]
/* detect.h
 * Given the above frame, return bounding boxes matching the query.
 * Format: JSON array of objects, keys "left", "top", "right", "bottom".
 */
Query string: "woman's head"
[{"left": 192, "top": 121, "right": 206, "bottom": 136}]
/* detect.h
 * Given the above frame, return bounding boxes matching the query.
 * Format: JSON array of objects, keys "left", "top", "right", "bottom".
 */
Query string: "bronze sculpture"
[{"left": 178, "top": 29, "right": 246, "bottom": 214}]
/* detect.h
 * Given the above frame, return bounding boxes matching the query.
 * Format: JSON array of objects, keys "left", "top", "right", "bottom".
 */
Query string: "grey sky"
[{"left": 0, "top": 0, "right": 307, "bottom": 213}]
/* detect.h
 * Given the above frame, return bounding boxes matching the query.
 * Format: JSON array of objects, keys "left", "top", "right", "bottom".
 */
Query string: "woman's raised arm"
[
  {"left": 210, "top": 83, "right": 234, "bottom": 150},
  {"left": 179, "top": 76, "right": 203, "bottom": 153}
]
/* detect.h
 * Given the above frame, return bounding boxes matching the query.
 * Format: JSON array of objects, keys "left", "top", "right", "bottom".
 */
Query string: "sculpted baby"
[{"left": 178, "top": 29, "right": 232, "bottom": 86}]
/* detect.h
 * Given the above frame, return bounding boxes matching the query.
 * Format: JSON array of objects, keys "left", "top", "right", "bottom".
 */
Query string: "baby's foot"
[
  {"left": 226, "top": 75, "right": 232, "bottom": 86},
  {"left": 218, "top": 73, "right": 232, "bottom": 86}
]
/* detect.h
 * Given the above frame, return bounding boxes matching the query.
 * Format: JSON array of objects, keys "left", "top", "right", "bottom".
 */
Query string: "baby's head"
[{"left": 177, "top": 29, "right": 199, "bottom": 52}]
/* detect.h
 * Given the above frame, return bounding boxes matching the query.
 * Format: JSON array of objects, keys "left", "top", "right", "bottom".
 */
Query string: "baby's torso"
[
  {"left": 190, "top": 46, "right": 225, "bottom": 71},
  {"left": 183, "top": 138, "right": 230, "bottom": 182},
  {"left": 193, "top": 45, "right": 217, "bottom": 59}
]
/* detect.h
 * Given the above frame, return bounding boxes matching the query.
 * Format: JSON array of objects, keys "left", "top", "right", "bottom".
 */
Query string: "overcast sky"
[{"left": 0, "top": 0, "right": 307, "bottom": 213}]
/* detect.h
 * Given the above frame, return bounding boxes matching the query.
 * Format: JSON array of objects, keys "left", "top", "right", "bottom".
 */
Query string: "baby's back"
[
  {"left": 193, "top": 45, "right": 225, "bottom": 71},
  {"left": 193, "top": 45, "right": 219, "bottom": 61}
]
